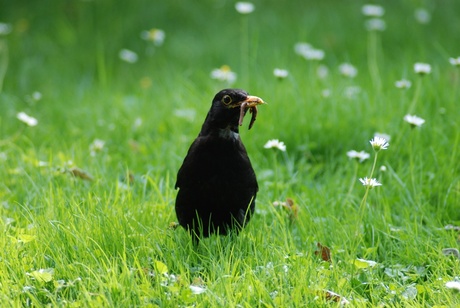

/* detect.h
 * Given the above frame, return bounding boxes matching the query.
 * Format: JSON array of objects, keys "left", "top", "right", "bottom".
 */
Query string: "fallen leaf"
[
  {"left": 68, "top": 167, "right": 94, "bottom": 181},
  {"left": 320, "top": 289, "right": 350, "bottom": 305},
  {"left": 17, "top": 234, "right": 36, "bottom": 243},
  {"left": 169, "top": 222, "right": 180, "bottom": 230},
  {"left": 154, "top": 260, "right": 168, "bottom": 275},
  {"left": 314, "top": 242, "right": 332, "bottom": 262},
  {"left": 273, "top": 198, "right": 298, "bottom": 222},
  {"left": 353, "top": 258, "right": 377, "bottom": 269},
  {"left": 27, "top": 268, "right": 54, "bottom": 282}
]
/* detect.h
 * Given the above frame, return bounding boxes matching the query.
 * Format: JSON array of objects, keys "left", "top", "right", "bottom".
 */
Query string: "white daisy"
[
  {"left": 359, "top": 177, "right": 382, "bottom": 188},
  {"left": 140, "top": 28, "right": 165, "bottom": 46},
  {"left": 89, "top": 139, "right": 105, "bottom": 156},
  {"left": 339, "top": 63, "right": 358, "bottom": 78},
  {"left": 395, "top": 79, "right": 412, "bottom": 89},
  {"left": 414, "top": 8, "right": 431, "bottom": 24},
  {"left": 273, "top": 68, "right": 288, "bottom": 79},
  {"left": 0, "top": 22, "right": 12, "bottom": 35},
  {"left": 362, "top": 4, "right": 385, "bottom": 17},
  {"left": 369, "top": 137, "right": 389, "bottom": 151},
  {"left": 235, "top": 2, "right": 255, "bottom": 14},
  {"left": 264, "top": 139, "right": 286, "bottom": 152},
  {"left": 16, "top": 112, "right": 38, "bottom": 127},
  {"left": 317, "top": 64, "right": 329, "bottom": 79},
  {"left": 449, "top": 57, "right": 460, "bottom": 67},
  {"left": 210, "top": 65, "right": 237, "bottom": 84},
  {"left": 300, "top": 48, "right": 325, "bottom": 61},
  {"left": 365, "top": 18, "right": 386, "bottom": 31},
  {"left": 347, "top": 150, "right": 370, "bottom": 163},
  {"left": 403, "top": 114, "right": 425, "bottom": 127},
  {"left": 414, "top": 62, "right": 431, "bottom": 75},
  {"left": 119, "top": 49, "right": 138, "bottom": 63},
  {"left": 294, "top": 42, "right": 313, "bottom": 55}
]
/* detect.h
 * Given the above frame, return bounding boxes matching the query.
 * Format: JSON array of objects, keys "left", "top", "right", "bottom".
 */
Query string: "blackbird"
[{"left": 175, "top": 89, "right": 265, "bottom": 240}]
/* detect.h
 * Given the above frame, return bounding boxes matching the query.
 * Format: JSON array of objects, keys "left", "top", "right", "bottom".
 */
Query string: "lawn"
[{"left": 1, "top": 0, "right": 459, "bottom": 306}]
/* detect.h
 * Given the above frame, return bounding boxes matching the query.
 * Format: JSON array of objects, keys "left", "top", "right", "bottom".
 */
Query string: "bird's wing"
[{"left": 175, "top": 137, "right": 203, "bottom": 189}]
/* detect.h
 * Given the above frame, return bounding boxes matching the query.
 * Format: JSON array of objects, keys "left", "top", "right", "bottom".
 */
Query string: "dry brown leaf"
[
  {"left": 314, "top": 242, "right": 332, "bottom": 262},
  {"left": 169, "top": 222, "right": 180, "bottom": 230},
  {"left": 273, "top": 197, "right": 298, "bottom": 222},
  {"left": 68, "top": 167, "right": 94, "bottom": 181},
  {"left": 320, "top": 289, "right": 350, "bottom": 305}
]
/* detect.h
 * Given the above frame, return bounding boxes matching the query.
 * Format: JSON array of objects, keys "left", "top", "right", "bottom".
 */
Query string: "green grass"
[{"left": 1, "top": 0, "right": 460, "bottom": 306}]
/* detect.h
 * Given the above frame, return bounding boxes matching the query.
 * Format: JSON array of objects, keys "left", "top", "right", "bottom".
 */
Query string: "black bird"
[{"left": 175, "top": 89, "right": 266, "bottom": 240}]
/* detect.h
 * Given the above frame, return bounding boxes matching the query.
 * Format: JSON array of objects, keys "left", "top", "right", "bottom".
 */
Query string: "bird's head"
[{"left": 202, "top": 89, "right": 266, "bottom": 135}]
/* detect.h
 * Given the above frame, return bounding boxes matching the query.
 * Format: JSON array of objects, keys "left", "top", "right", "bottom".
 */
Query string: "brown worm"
[{"left": 239, "top": 102, "right": 258, "bottom": 130}]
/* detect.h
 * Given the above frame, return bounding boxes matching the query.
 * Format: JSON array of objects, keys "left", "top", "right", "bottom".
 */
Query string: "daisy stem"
[
  {"left": 408, "top": 77, "right": 422, "bottom": 114},
  {"left": 452, "top": 68, "right": 459, "bottom": 104},
  {"left": 367, "top": 31, "right": 382, "bottom": 94},
  {"left": 0, "top": 39, "right": 8, "bottom": 93},
  {"left": 354, "top": 151, "right": 379, "bottom": 251}
]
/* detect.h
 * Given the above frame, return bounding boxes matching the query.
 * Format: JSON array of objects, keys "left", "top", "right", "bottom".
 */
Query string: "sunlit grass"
[{"left": 1, "top": 0, "right": 460, "bottom": 306}]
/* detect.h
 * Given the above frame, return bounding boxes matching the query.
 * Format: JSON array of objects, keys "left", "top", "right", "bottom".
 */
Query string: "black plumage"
[{"left": 175, "top": 89, "right": 265, "bottom": 240}]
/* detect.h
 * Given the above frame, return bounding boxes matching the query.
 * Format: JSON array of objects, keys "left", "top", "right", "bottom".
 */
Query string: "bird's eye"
[{"left": 222, "top": 95, "right": 232, "bottom": 105}]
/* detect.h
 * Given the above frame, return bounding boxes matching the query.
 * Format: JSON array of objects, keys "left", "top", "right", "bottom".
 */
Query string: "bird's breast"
[{"left": 218, "top": 127, "right": 239, "bottom": 140}]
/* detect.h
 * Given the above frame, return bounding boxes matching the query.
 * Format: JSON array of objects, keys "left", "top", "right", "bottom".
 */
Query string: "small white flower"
[
  {"left": 415, "top": 8, "right": 431, "bottom": 24},
  {"left": 294, "top": 42, "right": 325, "bottom": 61},
  {"left": 347, "top": 150, "right": 370, "bottom": 163},
  {"left": 317, "top": 64, "right": 329, "bottom": 79},
  {"left": 140, "top": 28, "right": 165, "bottom": 46},
  {"left": 359, "top": 177, "right": 382, "bottom": 188},
  {"left": 89, "top": 139, "right": 105, "bottom": 156},
  {"left": 264, "top": 139, "right": 286, "bottom": 152},
  {"left": 133, "top": 117, "right": 143, "bottom": 129},
  {"left": 445, "top": 281, "right": 460, "bottom": 292},
  {"left": 449, "top": 57, "right": 460, "bottom": 67},
  {"left": 414, "top": 62, "right": 431, "bottom": 75},
  {"left": 321, "top": 89, "right": 331, "bottom": 98},
  {"left": 339, "top": 63, "right": 358, "bottom": 78},
  {"left": 404, "top": 114, "right": 425, "bottom": 127},
  {"left": 190, "top": 285, "right": 206, "bottom": 294},
  {"left": 32, "top": 91, "right": 43, "bottom": 101},
  {"left": 210, "top": 65, "right": 237, "bottom": 84},
  {"left": 16, "top": 112, "right": 38, "bottom": 126},
  {"left": 365, "top": 18, "right": 386, "bottom": 31},
  {"left": 119, "top": 49, "right": 138, "bottom": 63},
  {"left": 374, "top": 132, "right": 391, "bottom": 142},
  {"left": 273, "top": 68, "right": 289, "bottom": 79},
  {"left": 369, "top": 136, "right": 389, "bottom": 151},
  {"left": 362, "top": 4, "right": 385, "bottom": 17},
  {"left": 0, "top": 22, "right": 12, "bottom": 35},
  {"left": 395, "top": 79, "right": 412, "bottom": 89},
  {"left": 380, "top": 165, "right": 387, "bottom": 172},
  {"left": 300, "top": 48, "right": 325, "bottom": 61},
  {"left": 294, "top": 42, "right": 313, "bottom": 55},
  {"left": 235, "top": 2, "right": 255, "bottom": 14}
]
